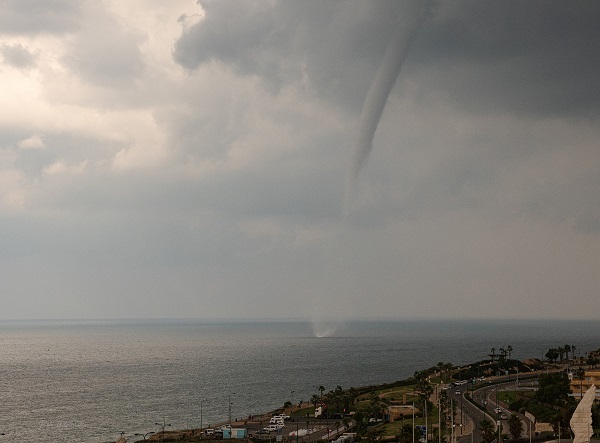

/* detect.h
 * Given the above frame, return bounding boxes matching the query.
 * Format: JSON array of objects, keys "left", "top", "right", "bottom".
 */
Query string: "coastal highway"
[
  {"left": 248, "top": 417, "right": 347, "bottom": 441},
  {"left": 453, "top": 376, "right": 538, "bottom": 443}
]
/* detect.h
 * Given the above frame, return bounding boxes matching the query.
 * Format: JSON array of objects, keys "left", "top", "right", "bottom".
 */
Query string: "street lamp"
[
  {"left": 155, "top": 419, "right": 171, "bottom": 443},
  {"left": 200, "top": 399, "right": 204, "bottom": 431},
  {"left": 229, "top": 392, "right": 236, "bottom": 437}
]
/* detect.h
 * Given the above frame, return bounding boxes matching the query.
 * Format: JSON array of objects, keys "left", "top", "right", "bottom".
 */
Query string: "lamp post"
[
  {"left": 229, "top": 392, "right": 236, "bottom": 437},
  {"left": 155, "top": 419, "right": 171, "bottom": 443},
  {"left": 201, "top": 400, "right": 204, "bottom": 431},
  {"left": 412, "top": 402, "right": 415, "bottom": 443},
  {"left": 450, "top": 398, "right": 454, "bottom": 443},
  {"left": 438, "top": 393, "right": 443, "bottom": 443}
]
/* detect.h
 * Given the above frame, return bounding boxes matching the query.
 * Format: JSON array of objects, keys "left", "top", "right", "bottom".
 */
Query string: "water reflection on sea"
[{"left": 0, "top": 318, "right": 597, "bottom": 442}]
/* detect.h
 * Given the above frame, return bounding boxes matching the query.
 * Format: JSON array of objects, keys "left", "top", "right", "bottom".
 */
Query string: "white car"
[
  {"left": 270, "top": 418, "right": 285, "bottom": 425},
  {"left": 265, "top": 424, "right": 284, "bottom": 432}
]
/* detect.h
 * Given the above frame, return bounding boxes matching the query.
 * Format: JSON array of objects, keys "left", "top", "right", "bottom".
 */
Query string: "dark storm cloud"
[
  {"left": 173, "top": 0, "right": 407, "bottom": 108},
  {"left": 0, "top": 0, "right": 81, "bottom": 35},
  {"left": 0, "top": 43, "right": 36, "bottom": 68},
  {"left": 412, "top": 0, "right": 600, "bottom": 117},
  {"left": 174, "top": 1, "right": 600, "bottom": 117}
]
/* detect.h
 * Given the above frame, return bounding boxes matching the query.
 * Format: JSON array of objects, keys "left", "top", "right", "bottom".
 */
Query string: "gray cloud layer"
[{"left": 0, "top": 0, "right": 598, "bottom": 320}]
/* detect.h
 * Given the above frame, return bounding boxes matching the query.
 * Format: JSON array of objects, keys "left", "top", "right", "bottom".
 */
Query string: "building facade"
[{"left": 569, "top": 369, "right": 600, "bottom": 399}]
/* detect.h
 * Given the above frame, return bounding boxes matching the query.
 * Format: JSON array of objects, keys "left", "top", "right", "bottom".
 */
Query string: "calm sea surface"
[{"left": 0, "top": 318, "right": 598, "bottom": 442}]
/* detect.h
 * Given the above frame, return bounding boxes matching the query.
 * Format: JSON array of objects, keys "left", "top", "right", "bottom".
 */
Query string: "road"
[
  {"left": 451, "top": 376, "right": 539, "bottom": 443},
  {"left": 250, "top": 417, "right": 348, "bottom": 442}
]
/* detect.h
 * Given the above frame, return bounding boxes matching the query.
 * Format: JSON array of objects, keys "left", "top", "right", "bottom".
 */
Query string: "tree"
[
  {"left": 557, "top": 346, "right": 566, "bottom": 364},
  {"left": 480, "top": 418, "right": 495, "bottom": 443},
  {"left": 490, "top": 348, "right": 496, "bottom": 363},
  {"left": 396, "top": 424, "right": 414, "bottom": 443},
  {"left": 353, "top": 410, "right": 368, "bottom": 436},
  {"left": 444, "top": 363, "right": 454, "bottom": 380},
  {"left": 536, "top": 372, "right": 571, "bottom": 406},
  {"left": 507, "top": 345, "right": 513, "bottom": 360},
  {"left": 368, "top": 393, "right": 386, "bottom": 421},
  {"left": 414, "top": 371, "right": 433, "bottom": 415},
  {"left": 545, "top": 348, "right": 559, "bottom": 363},
  {"left": 319, "top": 386, "right": 325, "bottom": 398},
  {"left": 343, "top": 417, "right": 351, "bottom": 433},
  {"left": 571, "top": 345, "right": 577, "bottom": 361},
  {"left": 311, "top": 394, "right": 320, "bottom": 408},
  {"left": 499, "top": 347, "right": 507, "bottom": 363},
  {"left": 575, "top": 366, "right": 586, "bottom": 398},
  {"left": 592, "top": 401, "right": 600, "bottom": 431},
  {"left": 507, "top": 413, "right": 522, "bottom": 440},
  {"left": 564, "top": 345, "right": 571, "bottom": 362},
  {"left": 365, "top": 427, "right": 384, "bottom": 443}
]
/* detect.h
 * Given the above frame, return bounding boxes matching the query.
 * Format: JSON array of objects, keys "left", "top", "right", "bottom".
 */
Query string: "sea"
[{"left": 0, "top": 318, "right": 598, "bottom": 442}]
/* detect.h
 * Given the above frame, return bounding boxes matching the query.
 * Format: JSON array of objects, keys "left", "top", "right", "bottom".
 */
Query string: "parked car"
[
  {"left": 272, "top": 414, "right": 290, "bottom": 421},
  {"left": 265, "top": 424, "right": 284, "bottom": 432},
  {"left": 204, "top": 429, "right": 215, "bottom": 435}
]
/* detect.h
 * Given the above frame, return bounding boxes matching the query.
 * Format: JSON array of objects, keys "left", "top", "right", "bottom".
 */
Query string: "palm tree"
[
  {"left": 571, "top": 345, "right": 577, "bottom": 361},
  {"left": 507, "top": 413, "right": 523, "bottom": 440},
  {"left": 366, "top": 427, "right": 384, "bottom": 443},
  {"left": 318, "top": 385, "right": 325, "bottom": 398},
  {"left": 480, "top": 418, "right": 495, "bottom": 443},
  {"left": 575, "top": 367, "right": 586, "bottom": 399},
  {"left": 557, "top": 346, "right": 565, "bottom": 364},
  {"left": 490, "top": 348, "right": 496, "bottom": 363},
  {"left": 311, "top": 394, "right": 320, "bottom": 408},
  {"left": 342, "top": 417, "right": 351, "bottom": 433},
  {"left": 437, "top": 361, "right": 445, "bottom": 380},
  {"left": 353, "top": 410, "right": 368, "bottom": 436},
  {"left": 507, "top": 345, "right": 513, "bottom": 360},
  {"left": 397, "top": 423, "right": 414, "bottom": 443},
  {"left": 564, "top": 345, "right": 571, "bottom": 362},
  {"left": 499, "top": 347, "right": 507, "bottom": 363}
]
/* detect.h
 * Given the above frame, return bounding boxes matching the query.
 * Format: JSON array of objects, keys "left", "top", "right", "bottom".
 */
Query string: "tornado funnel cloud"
[{"left": 344, "top": 2, "right": 429, "bottom": 210}]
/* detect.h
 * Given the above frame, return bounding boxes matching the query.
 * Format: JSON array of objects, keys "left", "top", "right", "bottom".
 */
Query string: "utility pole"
[
  {"left": 412, "top": 402, "right": 415, "bottom": 443},
  {"left": 438, "top": 395, "right": 441, "bottom": 443}
]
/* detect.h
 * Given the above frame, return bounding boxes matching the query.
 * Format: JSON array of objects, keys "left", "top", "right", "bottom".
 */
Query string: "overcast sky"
[{"left": 1, "top": 0, "right": 599, "bottom": 321}]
